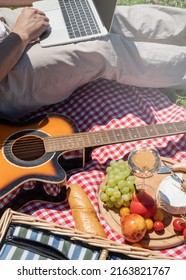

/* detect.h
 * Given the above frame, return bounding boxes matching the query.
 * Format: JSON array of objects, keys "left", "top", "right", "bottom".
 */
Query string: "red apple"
[
  {"left": 130, "top": 190, "right": 157, "bottom": 218},
  {"left": 120, "top": 213, "right": 147, "bottom": 243}
]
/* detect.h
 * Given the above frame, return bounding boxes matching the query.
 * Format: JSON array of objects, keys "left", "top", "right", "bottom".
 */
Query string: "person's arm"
[
  {"left": 0, "top": 0, "right": 37, "bottom": 7},
  {"left": 0, "top": 7, "right": 49, "bottom": 81},
  {"left": 0, "top": 33, "right": 28, "bottom": 82}
]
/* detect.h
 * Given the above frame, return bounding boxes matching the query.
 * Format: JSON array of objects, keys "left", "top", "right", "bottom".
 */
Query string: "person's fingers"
[
  {"left": 32, "top": 7, "right": 47, "bottom": 17},
  {"left": 32, "top": 8, "right": 49, "bottom": 23}
]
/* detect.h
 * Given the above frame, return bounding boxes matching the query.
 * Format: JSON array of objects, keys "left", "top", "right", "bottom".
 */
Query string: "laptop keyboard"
[{"left": 58, "top": 0, "right": 101, "bottom": 39}]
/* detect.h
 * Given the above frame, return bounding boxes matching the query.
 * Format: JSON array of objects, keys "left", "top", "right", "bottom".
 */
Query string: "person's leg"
[
  {"left": 110, "top": 4, "right": 186, "bottom": 89},
  {"left": 112, "top": 5, "right": 186, "bottom": 46},
  {"left": 0, "top": 29, "right": 117, "bottom": 119},
  {"left": 0, "top": 5, "right": 186, "bottom": 119},
  {"left": 0, "top": 7, "right": 22, "bottom": 30}
]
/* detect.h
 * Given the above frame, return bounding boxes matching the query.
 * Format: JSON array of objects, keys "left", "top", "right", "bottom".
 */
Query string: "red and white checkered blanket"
[{"left": 1, "top": 79, "right": 186, "bottom": 259}]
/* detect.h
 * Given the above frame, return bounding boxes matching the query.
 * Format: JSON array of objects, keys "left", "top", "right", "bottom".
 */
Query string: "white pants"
[{"left": 0, "top": 5, "right": 186, "bottom": 119}]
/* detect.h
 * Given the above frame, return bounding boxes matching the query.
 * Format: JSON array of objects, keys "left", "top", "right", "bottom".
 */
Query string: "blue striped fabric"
[{"left": 0, "top": 224, "right": 101, "bottom": 260}]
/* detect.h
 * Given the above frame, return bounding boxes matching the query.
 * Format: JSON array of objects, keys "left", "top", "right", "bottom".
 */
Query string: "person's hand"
[{"left": 12, "top": 6, "right": 50, "bottom": 44}]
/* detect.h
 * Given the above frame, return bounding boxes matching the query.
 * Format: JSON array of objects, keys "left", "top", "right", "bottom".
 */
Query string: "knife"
[
  {"left": 158, "top": 161, "right": 186, "bottom": 190},
  {"left": 157, "top": 165, "right": 172, "bottom": 174}
]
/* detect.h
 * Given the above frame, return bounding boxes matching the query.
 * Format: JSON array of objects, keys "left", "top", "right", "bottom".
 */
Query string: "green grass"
[
  {"left": 117, "top": 0, "right": 186, "bottom": 108},
  {"left": 117, "top": 0, "right": 186, "bottom": 8}
]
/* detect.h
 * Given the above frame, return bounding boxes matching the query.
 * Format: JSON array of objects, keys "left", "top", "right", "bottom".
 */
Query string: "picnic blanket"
[{"left": 1, "top": 78, "right": 186, "bottom": 259}]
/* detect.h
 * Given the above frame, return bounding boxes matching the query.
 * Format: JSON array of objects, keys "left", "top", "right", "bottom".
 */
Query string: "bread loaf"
[{"left": 67, "top": 184, "right": 106, "bottom": 238}]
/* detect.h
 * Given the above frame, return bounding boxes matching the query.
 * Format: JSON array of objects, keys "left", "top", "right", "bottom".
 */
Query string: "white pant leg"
[
  {"left": 112, "top": 5, "right": 186, "bottom": 46},
  {"left": 111, "top": 4, "right": 186, "bottom": 88},
  {"left": 0, "top": 5, "right": 186, "bottom": 119},
  {"left": 0, "top": 7, "right": 22, "bottom": 30}
]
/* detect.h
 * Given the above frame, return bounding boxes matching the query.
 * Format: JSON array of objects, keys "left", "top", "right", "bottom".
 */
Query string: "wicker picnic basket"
[{"left": 0, "top": 208, "right": 172, "bottom": 260}]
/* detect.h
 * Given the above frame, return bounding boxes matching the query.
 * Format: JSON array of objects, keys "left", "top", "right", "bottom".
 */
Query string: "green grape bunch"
[{"left": 100, "top": 159, "right": 135, "bottom": 209}]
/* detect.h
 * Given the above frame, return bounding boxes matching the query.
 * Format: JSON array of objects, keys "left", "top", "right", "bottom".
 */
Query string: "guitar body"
[
  {"left": 0, "top": 112, "right": 185, "bottom": 205},
  {"left": 0, "top": 114, "right": 79, "bottom": 199}
]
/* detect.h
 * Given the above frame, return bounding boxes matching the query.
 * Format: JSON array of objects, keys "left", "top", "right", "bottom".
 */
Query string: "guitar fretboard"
[{"left": 44, "top": 121, "right": 186, "bottom": 153}]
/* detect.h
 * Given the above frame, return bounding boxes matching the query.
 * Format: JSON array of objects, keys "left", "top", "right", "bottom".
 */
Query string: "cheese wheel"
[{"left": 67, "top": 184, "right": 106, "bottom": 238}]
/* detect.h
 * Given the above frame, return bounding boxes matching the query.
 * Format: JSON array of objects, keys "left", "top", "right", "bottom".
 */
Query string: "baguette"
[{"left": 67, "top": 184, "right": 106, "bottom": 238}]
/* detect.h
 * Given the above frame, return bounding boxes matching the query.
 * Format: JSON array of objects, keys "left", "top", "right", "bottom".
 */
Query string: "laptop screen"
[{"left": 93, "top": 0, "right": 117, "bottom": 31}]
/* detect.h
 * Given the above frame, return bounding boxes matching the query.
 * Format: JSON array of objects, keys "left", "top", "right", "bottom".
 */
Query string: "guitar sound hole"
[{"left": 12, "top": 136, "right": 45, "bottom": 161}]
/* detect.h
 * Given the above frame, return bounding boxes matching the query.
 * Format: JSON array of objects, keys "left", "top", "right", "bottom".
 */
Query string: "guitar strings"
[
  {"left": 0, "top": 122, "right": 185, "bottom": 160},
  {"left": 1, "top": 124, "right": 185, "bottom": 153}
]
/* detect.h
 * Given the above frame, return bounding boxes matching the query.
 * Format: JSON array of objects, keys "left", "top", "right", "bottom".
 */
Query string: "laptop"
[{"left": 33, "top": 0, "right": 117, "bottom": 47}]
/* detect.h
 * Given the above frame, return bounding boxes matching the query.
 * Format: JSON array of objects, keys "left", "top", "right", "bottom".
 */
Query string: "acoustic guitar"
[{"left": 0, "top": 113, "right": 185, "bottom": 205}]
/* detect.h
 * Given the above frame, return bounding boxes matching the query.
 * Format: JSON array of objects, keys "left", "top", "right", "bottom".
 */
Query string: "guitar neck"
[{"left": 44, "top": 121, "right": 186, "bottom": 153}]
